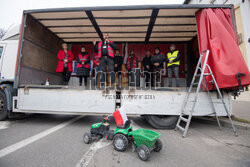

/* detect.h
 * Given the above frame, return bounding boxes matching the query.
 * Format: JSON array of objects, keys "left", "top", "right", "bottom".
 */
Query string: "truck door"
[{"left": 0, "top": 44, "right": 6, "bottom": 79}]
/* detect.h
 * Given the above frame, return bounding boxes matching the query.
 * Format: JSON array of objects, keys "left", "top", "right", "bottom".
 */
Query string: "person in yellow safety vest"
[{"left": 166, "top": 44, "right": 181, "bottom": 87}]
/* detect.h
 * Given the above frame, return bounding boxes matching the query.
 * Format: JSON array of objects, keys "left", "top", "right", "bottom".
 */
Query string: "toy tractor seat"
[{"left": 117, "top": 120, "right": 131, "bottom": 129}]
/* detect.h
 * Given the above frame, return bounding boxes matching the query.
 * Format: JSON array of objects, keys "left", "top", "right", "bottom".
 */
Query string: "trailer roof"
[{"left": 24, "top": 4, "right": 233, "bottom": 43}]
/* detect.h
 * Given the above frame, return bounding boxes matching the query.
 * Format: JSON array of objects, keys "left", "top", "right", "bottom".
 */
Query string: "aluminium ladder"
[{"left": 175, "top": 50, "right": 238, "bottom": 138}]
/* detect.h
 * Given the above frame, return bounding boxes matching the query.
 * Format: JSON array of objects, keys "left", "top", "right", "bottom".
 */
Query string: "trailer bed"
[{"left": 13, "top": 86, "right": 232, "bottom": 116}]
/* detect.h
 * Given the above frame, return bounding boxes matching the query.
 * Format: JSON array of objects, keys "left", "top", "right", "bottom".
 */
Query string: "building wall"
[{"left": 187, "top": 0, "right": 250, "bottom": 70}]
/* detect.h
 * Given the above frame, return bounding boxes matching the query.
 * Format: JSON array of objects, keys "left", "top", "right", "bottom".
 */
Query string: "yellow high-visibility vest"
[{"left": 167, "top": 50, "right": 180, "bottom": 67}]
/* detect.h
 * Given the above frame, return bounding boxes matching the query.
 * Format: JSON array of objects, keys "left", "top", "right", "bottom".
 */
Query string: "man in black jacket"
[
  {"left": 152, "top": 47, "right": 165, "bottom": 87},
  {"left": 166, "top": 44, "right": 181, "bottom": 87},
  {"left": 93, "top": 33, "right": 118, "bottom": 86},
  {"left": 142, "top": 51, "right": 153, "bottom": 87},
  {"left": 113, "top": 50, "right": 123, "bottom": 86}
]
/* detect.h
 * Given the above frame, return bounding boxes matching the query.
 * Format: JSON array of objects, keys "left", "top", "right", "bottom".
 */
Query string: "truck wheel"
[
  {"left": 83, "top": 132, "right": 92, "bottom": 144},
  {"left": 153, "top": 139, "right": 163, "bottom": 152},
  {"left": 113, "top": 134, "right": 128, "bottom": 152},
  {"left": 144, "top": 115, "right": 178, "bottom": 129},
  {"left": 0, "top": 90, "right": 8, "bottom": 121},
  {"left": 137, "top": 144, "right": 150, "bottom": 161}
]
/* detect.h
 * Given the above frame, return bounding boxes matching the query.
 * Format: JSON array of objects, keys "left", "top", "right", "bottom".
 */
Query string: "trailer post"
[{"left": 14, "top": 13, "right": 27, "bottom": 89}]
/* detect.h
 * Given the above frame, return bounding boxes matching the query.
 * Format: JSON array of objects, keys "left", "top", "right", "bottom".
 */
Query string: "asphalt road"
[{"left": 0, "top": 114, "right": 249, "bottom": 167}]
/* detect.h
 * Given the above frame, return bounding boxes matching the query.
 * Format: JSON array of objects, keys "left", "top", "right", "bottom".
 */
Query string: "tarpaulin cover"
[{"left": 196, "top": 8, "right": 250, "bottom": 90}]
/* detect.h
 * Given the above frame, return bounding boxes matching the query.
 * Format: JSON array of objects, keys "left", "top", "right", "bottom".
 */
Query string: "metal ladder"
[{"left": 175, "top": 50, "right": 238, "bottom": 138}]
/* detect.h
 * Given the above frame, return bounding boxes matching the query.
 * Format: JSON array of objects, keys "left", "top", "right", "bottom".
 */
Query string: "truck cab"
[
  {"left": 0, "top": 25, "right": 20, "bottom": 120},
  {"left": 0, "top": 25, "right": 19, "bottom": 83}
]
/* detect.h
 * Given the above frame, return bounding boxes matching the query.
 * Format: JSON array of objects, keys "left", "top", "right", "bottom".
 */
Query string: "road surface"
[{"left": 0, "top": 114, "right": 249, "bottom": 167}]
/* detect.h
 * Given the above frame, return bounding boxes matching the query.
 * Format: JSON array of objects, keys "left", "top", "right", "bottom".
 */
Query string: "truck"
[{"left": 0, "top": 4, "right": 249, "bottom": 129}]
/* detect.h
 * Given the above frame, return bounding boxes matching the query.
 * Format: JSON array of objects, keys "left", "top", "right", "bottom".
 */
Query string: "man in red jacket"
[
  {"left": 56, "top": 43, "right": 74, "bottom": 85},
  {"left": 93, "top": 33, "right": 118, "bottom": 87}
]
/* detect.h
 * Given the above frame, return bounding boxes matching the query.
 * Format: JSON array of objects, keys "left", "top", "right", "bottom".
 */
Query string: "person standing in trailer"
[
  {"left": 113, "top": 50, "right": 123, "bottom": 86},
  {"left": 126, "top": 50, "right": 137, "bottom": 71},
  {"left": 151, "top": 47, "right": 165, "bottom": 87},
  {"left": 56, "top": 43, "right": 74, "bottom": 85},
  {"left": 126, "top": 50, "right": 138, "bottom": 86},
  {"left": 143, "top": 50, "right": 153, "bottom": 87},
  {"left": 93, "top": 33, "right": 118, "bottom": 87},
  {"left": 76, "top": 46, "right": 90, "bottom": 86},
  {"left": 93, "top": 51, "right": 101, "bottom": 86},
  {"left": 166, "top": 44, "right": 181, "bottom": 87}
]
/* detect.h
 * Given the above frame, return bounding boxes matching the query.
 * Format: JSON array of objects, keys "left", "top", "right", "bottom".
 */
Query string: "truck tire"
[
  {"left": 0, "top": 90, "right": 8, "bottom": 121},
  {"left": 144, "top": 115, "right": 178, "bottom": 129}
]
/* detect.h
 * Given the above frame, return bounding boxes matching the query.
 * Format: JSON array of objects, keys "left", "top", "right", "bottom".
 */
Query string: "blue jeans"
[
  {"left": 94, "top": 66, "right": 102, "bottom": 86},
  {"left": 168, "top": 66, "right": 179, "bottom": 87}
]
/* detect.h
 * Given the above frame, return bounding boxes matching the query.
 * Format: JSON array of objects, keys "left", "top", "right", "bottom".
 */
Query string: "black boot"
[{"left": 79, "top": 76, "right": 83, "bottom": 86}]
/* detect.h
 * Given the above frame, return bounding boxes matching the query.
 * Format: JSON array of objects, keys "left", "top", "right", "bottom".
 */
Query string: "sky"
[{"left": 0, "top": 0, "right": 183, "bottom": 30}]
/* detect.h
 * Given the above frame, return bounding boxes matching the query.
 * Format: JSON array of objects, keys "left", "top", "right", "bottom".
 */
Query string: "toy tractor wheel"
[
  {"left": 83, "top": 132, "right": 92, "bottom": 144},
  {"left": 137, "top": 144, "right": 150, "bottom": 161},
  {"left": 153, "top": 139, "right": 163, "bottom": 152},
  {"left": 113, "top": 134, "right": 128, "bottom": 152}
]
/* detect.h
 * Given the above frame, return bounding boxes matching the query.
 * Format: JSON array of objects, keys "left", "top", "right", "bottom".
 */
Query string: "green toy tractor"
[
  {"left": 83, "top": 116, "right": 114, "bottom": 144},
  {"left": 112, "top": 120, "right": 162, "bottom": 161},
  {"left": 83, "top": 110, "right": 163, "bottom": 161}
]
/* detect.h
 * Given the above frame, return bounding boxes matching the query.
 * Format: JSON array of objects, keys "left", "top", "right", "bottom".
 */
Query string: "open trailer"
[{"left": 0, "top": 4, "right": 249, "bottom": 129}]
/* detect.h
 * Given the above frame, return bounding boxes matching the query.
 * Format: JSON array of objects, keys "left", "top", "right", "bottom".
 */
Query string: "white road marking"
[
  {"left": 75, "top": 138, "right": 111, "bottom": 167},
  {"left": 0, "top": 116, "right": 84, "bottom": 158},
  {"left": 0, "top": 121, "right": 11, "bottom": 130},
  {"left": 75, "top": 120, "right": 142, "bottom": 167}
]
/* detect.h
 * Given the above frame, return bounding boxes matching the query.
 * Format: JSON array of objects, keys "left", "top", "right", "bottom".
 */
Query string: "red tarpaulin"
[{"left": 196, "top": 8, "right": 250, "bottom": 89}]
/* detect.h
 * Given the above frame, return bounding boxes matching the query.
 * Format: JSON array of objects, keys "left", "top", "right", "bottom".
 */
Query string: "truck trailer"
[{"left": 0, "top": 4, "right": 249, "bottom": 129}]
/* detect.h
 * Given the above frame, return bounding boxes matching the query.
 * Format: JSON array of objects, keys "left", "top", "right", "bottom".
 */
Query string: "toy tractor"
[
  {"left": 112, "top": 120, "right": 162, "bottom": 161},
  {"left": 83, "top": 116, "right": 114, "bottom": 144},
  {"left": 83, "top": 108, "right": 163, "bottom": 161}
]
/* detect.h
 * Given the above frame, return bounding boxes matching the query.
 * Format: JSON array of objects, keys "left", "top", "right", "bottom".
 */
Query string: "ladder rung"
[
  {"left": 176, "top": 124, "right": 185, "bottom": 131},
  {"left": 181, "top": 112, "right": 189, "bottom": 116},
  {"left": 187, "top": 100, "right": 222, "bottom": 104},
  {"left": 180, "top": 116, "right": 188, "bottom": 122},
  {"left": 192, "top": 82, "right": 199, "bottom": 85},
  {"left": 187, "top": 100, "right": 196, "bottom": 103},
  {"left": 196, "top": 73, "right": 212, "bottom": 77},
  {"left": 213, "top": 101, "right": 224, "bottom": 104}
]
